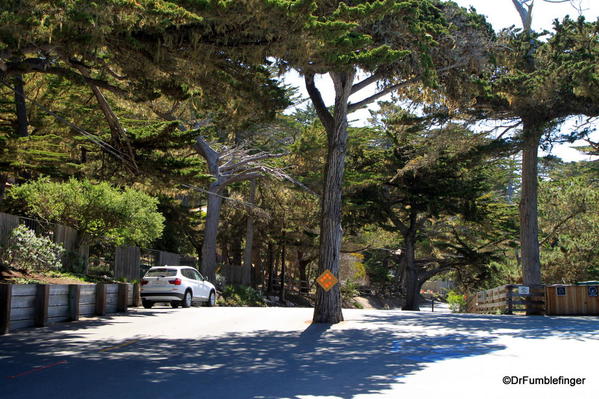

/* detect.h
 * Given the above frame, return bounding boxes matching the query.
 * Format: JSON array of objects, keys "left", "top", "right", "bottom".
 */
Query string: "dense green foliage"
[
  {"left": 0, "top": 1, "right": 597, "bottom": 315},
  {"left": 6, "top": 178, "right": 164, "bottom": 246}
]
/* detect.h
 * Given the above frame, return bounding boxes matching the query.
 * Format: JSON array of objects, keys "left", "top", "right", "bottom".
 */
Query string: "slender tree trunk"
[
  {"left": 519, "top": 119, "right": 543, "bottom": 314},
  {"left": 297, "top": 250, "right": 310, "bottom": 294},
  {"left": 267, "top": 242, "right": 275, "bottom": 294},
  {"left": 13, "top": 74, "right": 28, "bottom": 137},
  {"left": 280, "top": 230, "right": 286, "bottom": 302},
  {"left": 201, "top": 182, "right": 223, "bottom": 282},
  {"left": 231, "top": 235, "right": 242, "bottom": 266},
  {"left": 241, "top": 181, "right": 256, "bottom": 285},
  {"left": 401, "top": 226, "right": 420, "bottom": 311},
  {"left": 312, "top": 70, "right": 355, "bottom": 324}
]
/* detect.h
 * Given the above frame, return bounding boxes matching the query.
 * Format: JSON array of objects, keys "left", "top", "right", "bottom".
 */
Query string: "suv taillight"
[
  {"left": 169, "top": 278, "right": 182, "bottom": 285},
  {"left": 141, "top": 279, "right": 149, "bottom": 285}
]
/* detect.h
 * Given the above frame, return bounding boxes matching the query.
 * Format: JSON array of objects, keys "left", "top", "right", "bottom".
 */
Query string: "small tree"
[{"left": 6, "top": 178, "right": 165, "bottom": 251}]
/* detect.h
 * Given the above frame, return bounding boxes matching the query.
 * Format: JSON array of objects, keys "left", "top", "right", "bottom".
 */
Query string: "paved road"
[{"left": 0, "top": 306, "right": 597, "bottom": 399}]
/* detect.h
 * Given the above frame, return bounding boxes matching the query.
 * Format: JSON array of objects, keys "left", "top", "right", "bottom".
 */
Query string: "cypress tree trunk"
[
  {"left": 280, "top": 230, "right": 286, "bottom": 302},
  {"left": 241, "top": 181, "right": 256, "bottom": 285},
  {"left": 297, "top": 250, "right": 310, "bottom": 294},
  {"left": 401, "top": 215, "right": 420, "bottom": 311},
  {"left": 519, "top": 120, "right": 542, "bottom": 286},
  {"left": 201, "top": 182, "right": 223, "bottom": 282},
  {"left": 519, "top": 119, "right": 543, "bottom": 314},
  {"left": 312, "top": 70, "right": 355, "bottom": 324},
  {"left": 13, "top": 74, "right": 28, "bottom": 137},
  {"left": 267, "top": 242, "right": 275, "bottom": 294}
]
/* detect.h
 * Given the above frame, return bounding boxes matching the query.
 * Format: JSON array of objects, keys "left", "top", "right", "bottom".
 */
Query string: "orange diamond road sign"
[{"left": 316, "top": 269, "right": 338, "bottom": 292}]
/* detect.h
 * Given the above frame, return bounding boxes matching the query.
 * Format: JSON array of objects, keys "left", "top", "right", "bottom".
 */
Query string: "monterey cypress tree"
[{"left": 275, "top": 0, "right": 493, "bottom": 323}]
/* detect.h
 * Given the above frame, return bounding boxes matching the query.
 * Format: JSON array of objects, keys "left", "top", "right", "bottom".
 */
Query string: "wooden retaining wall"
[{"left": 0, "top": 283, "right": 138, "bottom": 334}]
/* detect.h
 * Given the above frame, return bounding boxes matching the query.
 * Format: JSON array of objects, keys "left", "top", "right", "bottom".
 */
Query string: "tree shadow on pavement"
[
  {"left": 359, "top": 312, "right": 599, "bottom": 341},
  {"left": 0, "top": 313, "right": 509, "bottom": 399}
]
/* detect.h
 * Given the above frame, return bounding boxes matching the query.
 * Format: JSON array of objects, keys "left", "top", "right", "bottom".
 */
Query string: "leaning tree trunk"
[
  {"left": 519, "top": 119, "right": 543, "bottom": 314},
  {"left": 201, "top": 182, "right": 223, "bottom": 282},
  {"left": 312, "top": 70, "right": 355, "bottom": 324}
]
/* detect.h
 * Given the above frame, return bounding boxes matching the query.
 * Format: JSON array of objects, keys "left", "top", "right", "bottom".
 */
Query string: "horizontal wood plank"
[{"left": 12, "top": 285, "right": 37, "bottom": 296}]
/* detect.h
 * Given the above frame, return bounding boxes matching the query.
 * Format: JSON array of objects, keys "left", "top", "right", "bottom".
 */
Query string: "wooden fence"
[
  {"left": 219, "top": 264, "right": 245, "bottom": 285},
  {"left": 0, "top": 212, "right": 88, "bottom": 266},
  {"left": 0, "top": 283, "right": 141, "bottom": 335},
  {"left": 466, "top": 284, "right": 545, "bottom": 314},
  {"left": 546, "top": 285, "right": 599, "bottom": 315},
  {"left": 114, "top": 247, "right": 191, "bottom": 281}
]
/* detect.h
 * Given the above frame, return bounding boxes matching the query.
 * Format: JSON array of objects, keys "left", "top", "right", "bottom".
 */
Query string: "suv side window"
[
  {"left": 181, "top": 269, "right": 192, "bottom": 279},
  {"left": 192, "top": 270, "right": 204, "bottom": 281}
]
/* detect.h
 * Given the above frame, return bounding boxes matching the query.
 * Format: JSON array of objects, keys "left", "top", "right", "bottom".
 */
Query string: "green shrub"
[
  {"left": 217, "top": 285, "right": 266, "bottom": 307},
  {"left": 1, "top": 225, "right": 65, "bottom": 273},
  {"left": 447, "top": 290, "right": 467, "bottom": 313},
  {"left": 341, "top": 279, "right": 360, "bottom": 301}
]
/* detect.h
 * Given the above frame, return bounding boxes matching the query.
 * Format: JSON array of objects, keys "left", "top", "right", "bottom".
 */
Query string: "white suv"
[{"left": 141, "top": 266, "right": 216, "bottom": 308}]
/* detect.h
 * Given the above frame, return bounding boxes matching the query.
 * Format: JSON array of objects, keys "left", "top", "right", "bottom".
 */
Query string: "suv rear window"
[{"left": 145, "top": 268, "right": 177, "bottom": 277}]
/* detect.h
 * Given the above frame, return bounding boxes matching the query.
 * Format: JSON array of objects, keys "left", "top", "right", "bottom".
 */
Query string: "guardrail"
[{"left": 0, "top": 283, "right": 141, "bottom": 335}]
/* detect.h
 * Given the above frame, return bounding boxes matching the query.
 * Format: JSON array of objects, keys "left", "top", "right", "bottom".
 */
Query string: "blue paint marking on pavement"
[{"left": 390, "top": 341, "right": 401, "bottom": 353}]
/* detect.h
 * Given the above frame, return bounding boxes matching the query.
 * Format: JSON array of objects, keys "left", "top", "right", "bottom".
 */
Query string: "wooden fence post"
[
  {"left": 68, "top": 285, "right": 81, "bottom": 321},
  {"left": 133, "top": 283, "right": 141, "bottom": 307},
  {"left": 95, "top": 283, "right": 106, "bottom": 316},
  {"left": 0, "top": 284, "right": 12, "bottom": 334},
  {"left": 34, "top": 284, "right": 49, "bottom": 327},
  {"left": 506, "top": 285, "right": 513, "bottom": 315},
  {"left": 117, "top": 284, "right": 128, "bottom": 313}
]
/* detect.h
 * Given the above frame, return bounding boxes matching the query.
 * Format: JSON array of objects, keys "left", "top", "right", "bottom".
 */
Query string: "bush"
[
  {"left": 447, "top": 290, "right": 467, "bottom": 313},
  {"left": 341, "top": 280, "right": 360, "bottom": 301},
  {"left": 1, "top": 225, "right": 65, "bottom": 273},
  {"left": 214, "top": 273, "right": 227, "bottom": 291},
  {"left": 217, "top": 285, "right": 266, "bottom": 307}
]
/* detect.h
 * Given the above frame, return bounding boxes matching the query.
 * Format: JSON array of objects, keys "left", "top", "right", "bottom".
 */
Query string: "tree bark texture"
[
  {"left": 297, "top": 250, "right": 312, "bottom": 294},
  {"left": 401, "top": 214, "right": 420, "bottom": 311},
  {"left": 280, "top": 230, "right": 286, "bottom": 302},
  {"left": 311, "top": 70, "right": 355, "bottom": 324},
  {"left": 267, "top": 242, "right": 275, "bottom": 294},
  {"left": 13, "top": 74, "right": 28, "bottom": 137},
  {"left": 519, "top": 121, "right": 542, "bottom": 287},
  {"left": 200, "top": 182, "right": 223, "bottom": 282},
  {"left": 241, "top": 181, "right": 256, "bottom": 285}
]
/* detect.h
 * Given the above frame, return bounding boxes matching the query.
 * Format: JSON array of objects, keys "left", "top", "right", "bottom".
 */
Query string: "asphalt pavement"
[{"left": 0, "top": 306, "right": 597, "bottom": 399}]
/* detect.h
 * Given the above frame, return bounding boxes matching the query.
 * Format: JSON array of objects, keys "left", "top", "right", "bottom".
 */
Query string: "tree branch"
[
  {"left": 3, "top": 58, "right": 129, "bottom": 97},
  {"left": 347, "top": 63, "right": 468, "bottom": 113},
  {"left": 539, "top": 212, "right": 582, "bottom": 247},
  {"left": 304, "top": 72, "right": 334, "bottom": 132},
  {"left": 194, "top": 136, "right": 220, "bottom": 176},
  {"left": 350, "top": 72, "right": 383, "bottom": 95},
  {"left": 221, "top": 151, "right": 286, "bottom": 173}
]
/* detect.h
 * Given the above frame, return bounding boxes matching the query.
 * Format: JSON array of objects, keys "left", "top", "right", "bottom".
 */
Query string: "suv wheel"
[
  {"left": 182, "top": 290, "right": 192, "bottom": 308},
  {"left": 142, "top": 299, "right": 154, "bottom": 309},
  {"left": 207, "top": 291, "right": 216, "bottom": 307}
]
